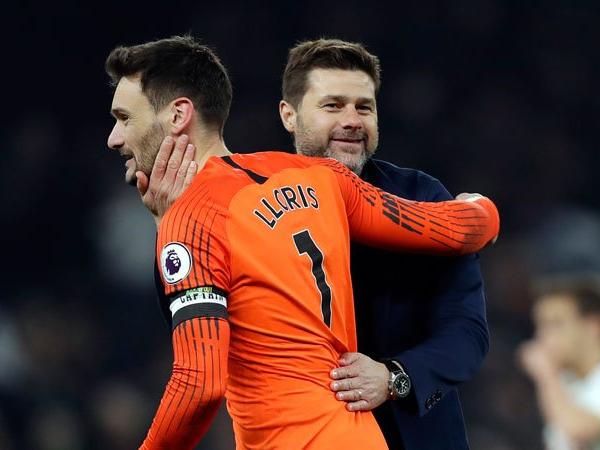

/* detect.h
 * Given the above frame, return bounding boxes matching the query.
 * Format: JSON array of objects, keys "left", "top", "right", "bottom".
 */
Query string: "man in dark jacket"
[{"left": 278, "top": 39, "right": 488, "bottom": 450}]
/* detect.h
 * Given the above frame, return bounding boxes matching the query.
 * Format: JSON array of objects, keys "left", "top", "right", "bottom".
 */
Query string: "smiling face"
[
  {"left": 289, "top": 68, "right": 379, "bottom": 174},
  {"left": 107, "top": 75, "right": 166, "bottom": 185}
]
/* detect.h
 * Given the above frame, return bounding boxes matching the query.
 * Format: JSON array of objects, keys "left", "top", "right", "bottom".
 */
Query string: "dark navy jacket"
[{"left": 351, "top": 158, "right": 489, "bottom": 450}]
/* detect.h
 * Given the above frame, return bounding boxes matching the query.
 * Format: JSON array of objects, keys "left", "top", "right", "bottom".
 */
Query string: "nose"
[
  {"left": 107, "top": 123, "right": 124, "bottom": 150},
  {"left": 340, "top": 105, "right": 362, "bottom": 130}
]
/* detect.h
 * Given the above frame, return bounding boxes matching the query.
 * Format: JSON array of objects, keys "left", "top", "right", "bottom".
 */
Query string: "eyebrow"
[
  {"left": 110, "top": 107, "right": 130, "bottom": 119},
  {"left": 320, "top": 95, "right": 375, "bottom": 105}
]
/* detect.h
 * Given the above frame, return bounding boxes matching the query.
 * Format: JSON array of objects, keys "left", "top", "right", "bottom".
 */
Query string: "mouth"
[
  {"left": 119, "top": 151, "right": 134, "bottom": 162},
  {"left": 331, "top": 139, "right": 364, "bottom": 144},
  {"left": 330, "top": 138, "right": 366, "bottom": 153}
]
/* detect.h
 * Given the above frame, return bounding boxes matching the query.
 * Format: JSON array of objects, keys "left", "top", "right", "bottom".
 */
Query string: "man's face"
[
  {"left": 107, "top": 76, "right": 166, "bottom": 185},
  {"left": 533, "top": 295, "right": 587, "bottom": 368},
  {"left": 292, "top": 69, "right": 379, "bottom": 174}
]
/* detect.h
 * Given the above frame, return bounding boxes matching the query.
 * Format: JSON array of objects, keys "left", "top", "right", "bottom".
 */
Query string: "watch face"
[{"left": 393, "top": 373, "right": 411, "bottom": 397}]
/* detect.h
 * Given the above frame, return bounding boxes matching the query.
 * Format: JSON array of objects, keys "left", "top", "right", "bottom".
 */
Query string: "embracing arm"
[
  {"left": 325, "top": 160, "right": 499, "bottom": 255},
  {"left": 140, "top": 317, "right": 230, "bottom": 450},
  {"left": 330, "top": 172, "right": 489, "bottom": 414}
]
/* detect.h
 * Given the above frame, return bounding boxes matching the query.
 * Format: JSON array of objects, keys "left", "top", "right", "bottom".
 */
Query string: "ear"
[
  {"left": 279, "top": 100, "right": 297, "bottom": 133},
  {"left": 166, "top": 97, "right": 195, "bottom": 134}
]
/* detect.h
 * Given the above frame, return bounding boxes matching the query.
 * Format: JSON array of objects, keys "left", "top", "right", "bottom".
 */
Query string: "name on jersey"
[{"left": 253, "top": 184, "right": 319, "bottom": 229}]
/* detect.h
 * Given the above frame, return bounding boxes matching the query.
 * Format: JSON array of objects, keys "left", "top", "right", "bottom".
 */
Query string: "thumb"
[{"left": 136, "top": 171, "right": 149, "bottom": 196}]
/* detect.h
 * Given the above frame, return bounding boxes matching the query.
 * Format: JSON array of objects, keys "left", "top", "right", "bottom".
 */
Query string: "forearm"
[
  {"left": 141, "top": 318, "right": 229, "bottom": 450},
  {"left": 324, "top": 158, "right": 499, "bottom": 255},
  {"left": 535, "top": 373, "right": 600, "bottom": 443},
  {"left": 356, "top": 196, "right": 498, "bottom": 254}
]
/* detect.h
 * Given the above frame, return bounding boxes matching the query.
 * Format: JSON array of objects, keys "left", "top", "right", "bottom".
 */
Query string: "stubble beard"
[
  {"left": 129, "top": 121, "right": 167, "bottom": 186},
  {"left": 293, "top": 119, "right": 377, "bottom": 175}
]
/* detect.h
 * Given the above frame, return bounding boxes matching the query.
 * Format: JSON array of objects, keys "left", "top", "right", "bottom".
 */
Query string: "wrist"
[{"left": 384, "top": 359, "right": 411, "bottom": 400}]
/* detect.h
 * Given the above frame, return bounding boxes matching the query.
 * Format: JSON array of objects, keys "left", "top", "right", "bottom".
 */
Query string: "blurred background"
[{"left": 2, "top": 0, "right": 600, "bottom": 448}]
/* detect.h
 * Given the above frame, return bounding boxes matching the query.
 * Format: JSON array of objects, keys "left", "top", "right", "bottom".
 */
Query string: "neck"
[{"left": 187, "top": 127, "right": 231, "bottom": 170}]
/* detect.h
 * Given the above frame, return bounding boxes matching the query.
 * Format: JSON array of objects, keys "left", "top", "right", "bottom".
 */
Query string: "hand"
[
  {"left": 330, "top": 352, "right": 389, "bottom": 412},
  {"left": 517, "top": 340, "right": 559, "bottom": 382},
  {"left": 455, "top": 192, "right": 485, "bottom": 202},
  {"left": 136, "top": 134, "right": 197, "bottom": 226},
  {"left": 455, "top": 192, "right": 498, "bottom": 246}
]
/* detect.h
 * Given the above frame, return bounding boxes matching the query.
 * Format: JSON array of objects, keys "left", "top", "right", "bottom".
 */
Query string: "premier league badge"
[{"left": 160, "top": 242, "right": 192, "bottom": 284}]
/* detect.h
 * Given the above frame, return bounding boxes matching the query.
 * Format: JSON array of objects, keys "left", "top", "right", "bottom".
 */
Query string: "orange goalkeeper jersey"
[{"left": 152, "top": 151, "right": 499, "bottom": 450}]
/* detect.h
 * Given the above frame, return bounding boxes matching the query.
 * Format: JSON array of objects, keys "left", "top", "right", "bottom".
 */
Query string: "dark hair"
[
  {"left": 105, "top": 35, "right": 232, "bottom": 133},
  {"left": 533, "top": 275, "right": 600, "bottom": 317},
  {"left": 282, "top": 38, "right": 381, "bottom": 107}
]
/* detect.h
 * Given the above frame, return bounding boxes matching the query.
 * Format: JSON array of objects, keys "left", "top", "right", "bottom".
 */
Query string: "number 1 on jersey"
[{"left": 293, "top": 230, "right": 333, "bottom": 328}]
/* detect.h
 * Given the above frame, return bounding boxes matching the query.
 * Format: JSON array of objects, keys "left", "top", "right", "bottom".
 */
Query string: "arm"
[
  {"left": 519, "top": 340, "right": 600, "bottom": 444},
  {"left": 325, "top": 160, "right": 499, "bottom": 255},
  {"left": 330, "top": 177, "right": 488, "bottom": 414},
  {"left": 141, "top": 317, "right": 230, "bottom": 450},
  {"left": 145, "top": 183, "right": 232, "bottom": 448}
]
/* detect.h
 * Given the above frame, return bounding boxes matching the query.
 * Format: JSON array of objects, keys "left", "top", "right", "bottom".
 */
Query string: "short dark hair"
[
  {"left": 534, "top": 275, "right": 600, "bottom": 317},
  {"left": 282, "top": 39, "right": 381, "bottom": 108},
  {"left": 105, "top": 35, "right": 232, "bottom": 133}
]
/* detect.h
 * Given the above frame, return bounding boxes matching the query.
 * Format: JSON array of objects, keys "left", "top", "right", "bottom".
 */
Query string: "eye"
[
  {"left": 323, "top": 103, "right": 342, "bottom": 110},
  {"left": 114, "top": 111, "right": 130, "bottom": 123},
  {"left": 357, "top": 105, "right": 374, "bottom": 112}
]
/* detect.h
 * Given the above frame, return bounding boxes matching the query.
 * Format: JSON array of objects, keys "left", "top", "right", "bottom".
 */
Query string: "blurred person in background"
[{"left": 518, "top": 277, "right": 600, "bottom": 450}]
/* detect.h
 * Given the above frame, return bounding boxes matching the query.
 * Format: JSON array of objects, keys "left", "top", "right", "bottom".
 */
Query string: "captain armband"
[{"left": 168, "top": 286, "right": 228, "bottom": 330}]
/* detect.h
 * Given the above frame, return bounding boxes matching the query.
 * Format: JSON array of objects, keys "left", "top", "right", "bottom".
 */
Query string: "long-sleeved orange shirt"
[{"left": 143, "top": 152, "right": 499, "bottom": 450}]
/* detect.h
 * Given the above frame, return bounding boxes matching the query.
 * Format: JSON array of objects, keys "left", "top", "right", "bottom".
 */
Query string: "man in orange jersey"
[
  {"left": 105, "top": 36, "right": 498, "bottom": 450},
  {"left": 143, "top": 38, "right": 494, "bottom": 450}
]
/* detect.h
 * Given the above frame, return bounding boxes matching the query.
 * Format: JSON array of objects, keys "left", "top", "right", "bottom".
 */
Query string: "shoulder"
[
  {"left": 362, "top": 158, "right": 451, "bottom": 201},
  {"left": 230, "top": 150, "right": 327, "bottom": 172},
  {"left": 161, "top": 159, "right": 232, "bottom": 232}
]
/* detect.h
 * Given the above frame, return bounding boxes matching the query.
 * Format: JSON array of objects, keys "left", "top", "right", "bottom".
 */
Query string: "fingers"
[
  {"left": 163, "top": 134, "right": 189, "bottom": 185},
  {"left": 136, "top": 171, "right": 150, "bottom": 196},
  {"left": 184, "top": 161, "right": 198, "bottom": 189},
  {"left": 339, "top": 352, "right": 361, "bottom": 366},
  {"left": 331, "top": 378, "right": 359, "bottom": 392},
  {"left": 335, "top": 389, "right": 363, "bottom": 401},
  {"left": 335, "top": 388, "right": 379, "bottom": 411},
  {"left": 331, "top": 365, "right": 360, "bottom": 380},
  {"left": 346, "top": 400, "right": 370, "bottom": 412},
  {"left": 455, "top": 192, "right": 484, "bottom": 202},
  {"left": 142, "top": 135, "right": 194, "bottom": 221},
  {"left": 173, "top": 143, "right": 196, "bottom": 192},
  {"left": 152, "top": 136, "right": 176, "bottom": 182}
]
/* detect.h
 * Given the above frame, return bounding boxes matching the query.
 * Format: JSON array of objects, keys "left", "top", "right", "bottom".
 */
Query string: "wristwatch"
[{"left": 384, "top": 359, "right": 411, "bottom": 399}]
